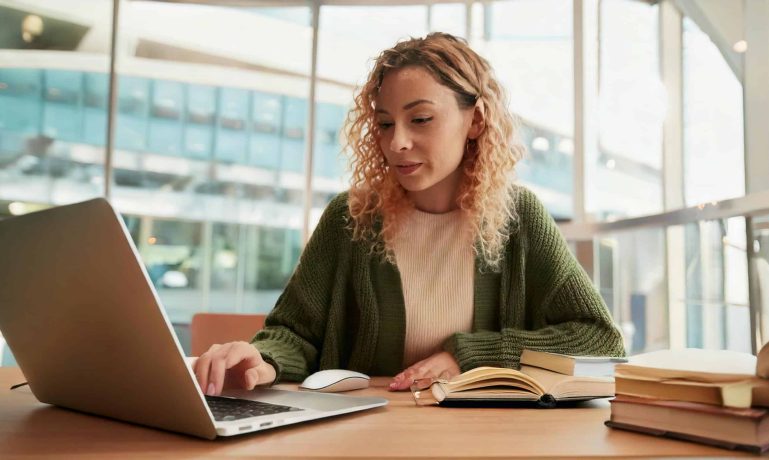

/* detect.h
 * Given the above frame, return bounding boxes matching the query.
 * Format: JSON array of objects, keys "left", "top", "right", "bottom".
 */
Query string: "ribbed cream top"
[{"left": 392, "top": 208, "right": 475, "bottom": 367}]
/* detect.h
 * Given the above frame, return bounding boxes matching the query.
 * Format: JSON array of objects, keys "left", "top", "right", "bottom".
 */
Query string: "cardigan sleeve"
[
  {"left": 249, "top": 193, "right": 350, "bottom": 382},
  {"left": 444, "top": 188, "right": 625, "bottom": 371}
]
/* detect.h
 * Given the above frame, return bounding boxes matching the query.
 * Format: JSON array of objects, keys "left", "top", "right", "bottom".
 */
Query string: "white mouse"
[{"left": 299, "top": 369, "right": 370, "bottom": 392}]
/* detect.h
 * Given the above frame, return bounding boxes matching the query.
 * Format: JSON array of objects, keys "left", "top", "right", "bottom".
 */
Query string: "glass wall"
[
  {"left": 0, "top": 0, "right": 764, "bottom": 358},
  {"left": 682, "top": 17, "right": 745, "bottom": 206},
  {"left": 597, "top": 216, "right": 752, "bottom": 355},
  {"left": 110, "top": 2, "right": 313, "bottom": 320},
  {"left": 0, "top": 0, "right": 113, "bottom": 207},
  {"left": 586, "top": 2, "right": 757, "bottom": 355},
  {"left": 589, "top": 0, "right": 662, "bottom": 220},
  {"left": 676, "top": 218, "right": 751, "bottom": 353},
  {"left": 595, "top": 228, "right": 667, "bottom": 353},
  {"left": 751, "top": 214, "right": 769, "bottom": 345},
  {"left": 481, "top": 0, "right": 574, "bottom": 219},
  {"left": 0, "top": 2, "right": 320, "bottom": 322}
]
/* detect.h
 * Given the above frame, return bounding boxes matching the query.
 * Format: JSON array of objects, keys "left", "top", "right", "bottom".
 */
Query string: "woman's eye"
[
  {"left": 412, "top": 117, "right": 433, "bottom": 125},
  {"left": 377, "top": 121, "right": 393, "bottom": 129}
]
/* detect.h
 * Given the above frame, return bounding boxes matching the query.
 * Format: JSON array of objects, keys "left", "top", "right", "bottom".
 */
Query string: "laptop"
[{"left": 0, "top": 198, "right": 387, "bottom": 439}]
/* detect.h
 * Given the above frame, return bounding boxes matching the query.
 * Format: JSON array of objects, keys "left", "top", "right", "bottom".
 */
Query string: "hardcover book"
[
  {"left": 614, "top": 348, "right": 757, "bottom": 381},
  {"left": 614, "top": 374, "right": 769, "bottom": 408},
  {"left": 614, "top": 347, "right": 769, "bottom": 408},
  {"left": 607, "top": 394, "right": 769, "bottom": 453},
  {"left": 520, "top": 349, "right": 627, "bottom": 377}
]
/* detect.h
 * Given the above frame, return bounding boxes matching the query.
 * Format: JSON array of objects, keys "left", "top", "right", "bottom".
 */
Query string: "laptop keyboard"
[{"left": 205, "top": 395, "right": 304, "bottom": 422}]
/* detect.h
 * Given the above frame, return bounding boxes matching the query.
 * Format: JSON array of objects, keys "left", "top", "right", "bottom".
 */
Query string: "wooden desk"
[{"left": 0, "top": 367, "right": 751, "bottom": 458}]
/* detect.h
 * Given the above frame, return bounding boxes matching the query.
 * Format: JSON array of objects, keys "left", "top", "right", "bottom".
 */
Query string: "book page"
[
  {"left": 449, "top": 378, "right": 539, "bottom": 394},
  {"left": 521, "top": 365, "right": 614, "bottom": 399},
  {"left": 441, "top": 367, "right": 546, "bottom": 399}
]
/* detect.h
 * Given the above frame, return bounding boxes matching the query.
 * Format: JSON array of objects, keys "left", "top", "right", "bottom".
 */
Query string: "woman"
[{"left": 193, "top": 32, "right": 624, "bottom": 396}]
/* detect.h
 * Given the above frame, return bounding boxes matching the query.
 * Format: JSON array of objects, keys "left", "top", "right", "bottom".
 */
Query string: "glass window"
[
  {"left": 204, "top": 223, "right": 302, "bottom": 315},
  {"left": 429, "top": 3, "right": 466, "bottom": 37},
  {"left": 114, "top": 2, "right": 311, "bottom": 321},
  {"left": 183, "top": 84, "right": 215, "bottom": 160},
  {"left": 133, "top": 217, "right": 204, "bottom": 323},
  {"left": 281, "top": 96, "right": 306, "bottom": 173},
  {"left": 42, "top": 70, "right": 82, "bottom": 142},
  {"left": 673, "top": 218, "right": 750, "bottom": 353},
  {"left": 751, "top": 214, "right": 769, "bottom": 345},
  {"left": 209, "top": 222, "right": 241, "bottom": 312},
  {"left": 313, "top": 102, "right": 345, "bottom": 179},
  {"left": 148, "top": 80, "right": 184, "bottom": 156},
  {"left": 83, "top": 73, "right": 109, "bottom": 146},
  {"left": 589, "top": 0, "right": 662, "bottom": 220},
  {"left": 0, "top": 68, "right": 43, "bottom": 132},
  {"left": 116, "top": 76, "right": 150, "bottom": 152},
  {"left": 683, "top": 18, "right": 745, "bottom": 206},
  {"left": 317, "top": 5, "right": 428, "bottom": 87},
  {"left": 250, "top": 91, "right": 282, "bottom": 170},
  {"left": 0, "top": 0, "right": 111, "bottom": 206},
  {"left": 254, "top": 227, "right": 301, "bottom": 290},
  {"left": 241, "top": 226, "right": 302, "bottom": 315},
  {"left": 216, "top": 87, "right": 250, "bottom": 164},
  {"left": 595, "top": 228, "right": 667, "bottom": 354},
  {"left": 482, "top": 0, "right": 574, "bottom": 219}
]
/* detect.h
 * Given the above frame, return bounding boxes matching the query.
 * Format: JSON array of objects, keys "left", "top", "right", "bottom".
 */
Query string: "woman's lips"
[{"left": 396, "top": 163, "right": 422, "bottom": 175}]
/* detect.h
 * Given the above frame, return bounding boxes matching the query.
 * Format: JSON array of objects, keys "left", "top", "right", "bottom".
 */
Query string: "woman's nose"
[{"left": 389, "top": 125, "right": 412, "bottom": 152}]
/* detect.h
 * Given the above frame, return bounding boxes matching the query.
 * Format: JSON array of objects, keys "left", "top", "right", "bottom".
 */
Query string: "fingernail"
[{"left": 207, "top": 383, "right": 215, "bottom": 395}]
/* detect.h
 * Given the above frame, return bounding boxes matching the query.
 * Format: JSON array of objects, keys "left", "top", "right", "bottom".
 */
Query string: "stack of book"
[{"left": 607, "top": 344, "right": 769, "bottom": 453}]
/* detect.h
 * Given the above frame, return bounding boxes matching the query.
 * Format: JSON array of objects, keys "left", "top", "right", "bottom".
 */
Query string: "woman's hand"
[
  {"left": 192, "top": 341, "right": 276, "bottom": 396},
  {"left": 389, "top": 351, "right": 461, "bottom": 391}
]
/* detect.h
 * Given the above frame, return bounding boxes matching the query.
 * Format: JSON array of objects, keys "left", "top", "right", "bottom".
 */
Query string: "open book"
[{"left": 411, "top": 366, "right": 615, "bottom": 408}]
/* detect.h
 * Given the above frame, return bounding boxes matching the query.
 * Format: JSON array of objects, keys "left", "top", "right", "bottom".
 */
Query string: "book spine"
[{"left": 537, "top": 394, "right": 556, "bottom": 408}]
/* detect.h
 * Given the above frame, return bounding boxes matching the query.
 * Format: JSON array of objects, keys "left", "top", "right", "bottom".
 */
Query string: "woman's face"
[{"left": 375, "top": 66, "right": 481, "bottom": 213}]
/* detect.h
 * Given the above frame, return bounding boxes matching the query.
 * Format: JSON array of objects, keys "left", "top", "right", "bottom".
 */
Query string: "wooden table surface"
[{"left": 0, "top": 367, "right": 753, "bottom": 458}]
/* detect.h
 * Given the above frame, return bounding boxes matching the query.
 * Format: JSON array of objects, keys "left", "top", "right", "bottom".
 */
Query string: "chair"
[{"left": 190, "top": 313, "right": 266, "bottom": 356}]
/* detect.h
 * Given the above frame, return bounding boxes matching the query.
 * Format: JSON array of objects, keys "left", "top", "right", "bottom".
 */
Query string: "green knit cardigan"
[{"left": 251, "top": 187, "right": 625, "bottom": 382}]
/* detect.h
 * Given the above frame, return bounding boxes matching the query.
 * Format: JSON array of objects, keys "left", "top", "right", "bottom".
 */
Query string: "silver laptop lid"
[{"left": 0, "top": 198, "right": 217, "bottom": 439}]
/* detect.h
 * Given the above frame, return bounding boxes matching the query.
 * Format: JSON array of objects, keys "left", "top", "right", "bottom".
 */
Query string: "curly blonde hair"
[{"left": 343, "top": 32, "right": 526, "bottom": 270}]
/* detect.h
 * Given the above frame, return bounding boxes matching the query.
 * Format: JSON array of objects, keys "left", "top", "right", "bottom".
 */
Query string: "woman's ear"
[{"left": 467, "top": 100, "right": 486, "bottom": 140}]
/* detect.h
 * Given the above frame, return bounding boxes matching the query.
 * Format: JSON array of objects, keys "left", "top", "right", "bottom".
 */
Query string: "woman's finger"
[
  {"left": 217, "top": 343, "right": 277, "bottom": 391},
  {"left": 243, "top": 367, "right": 261, "bottom": 390},
  {"left": 208, "top": 355, "right": 227, "bottom": 395},
  {"left": 193, "top": 344, "right": 220, "bottom": 393},
  {"left": 389, "top": 351, "right": 461, "bottom": 392},
  {"left": 389, "top": 366, "right": 420, "bottom": 391},
  {"left": 207, "top": 343, "right": 235, "bottom": 395}
]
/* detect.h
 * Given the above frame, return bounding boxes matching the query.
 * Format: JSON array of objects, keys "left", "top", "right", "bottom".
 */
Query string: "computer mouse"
[{"left": 299, "top": 369, "right": 370, "bottom": 393}]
